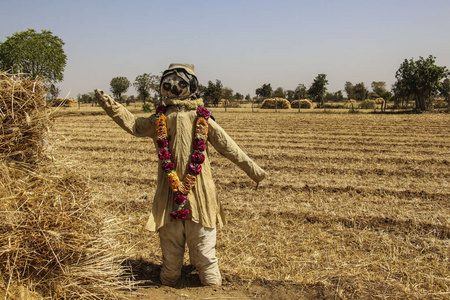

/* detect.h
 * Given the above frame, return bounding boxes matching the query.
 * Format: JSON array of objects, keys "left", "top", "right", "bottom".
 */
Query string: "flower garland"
[{"left": 155, "top": 104, "right": 211, "bottom": 220}]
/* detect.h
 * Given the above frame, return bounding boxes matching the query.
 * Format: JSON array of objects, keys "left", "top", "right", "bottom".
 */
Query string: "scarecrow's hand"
[{"left": 94, "top": 89, "right": 106, "bottom": 102}]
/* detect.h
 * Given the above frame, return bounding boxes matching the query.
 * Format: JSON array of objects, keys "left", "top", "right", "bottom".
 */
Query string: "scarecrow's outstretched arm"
[
  {"left": 207, "top": 117, "right": 266, "bottom": 184},
  {"left": 95, "top": 89, "right": 155, "bottom": 138}
]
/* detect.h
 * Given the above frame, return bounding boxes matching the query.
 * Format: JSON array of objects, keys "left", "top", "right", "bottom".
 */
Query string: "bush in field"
[
  {"left": 359, "top": 99, "right": 376, "bottom": 109},
  {"left": 142, "top": 103, "right": 152, "bottom": 113}
]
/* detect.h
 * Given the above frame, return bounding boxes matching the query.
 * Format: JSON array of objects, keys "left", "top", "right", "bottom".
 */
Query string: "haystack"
[
  {"left": 344, "top": 99, "right": 357, "bottom": 109},
  {"left": 50, "top": 97, "right": 78, "bottom": 107},
  {"left": 291, "top": 99, "right": 313, "bottom": 109},
  {"left": 0, "top": 72, "right": 129, "bottom": 299},
  {"left": 220, "top": 99, "right": 230, "bottom": 106},
  {"left": 359, "top": 99, "right": 377, "bottom": 109},
  {"left": 260, "top": 98, "right": 291, "bottom": 109}
]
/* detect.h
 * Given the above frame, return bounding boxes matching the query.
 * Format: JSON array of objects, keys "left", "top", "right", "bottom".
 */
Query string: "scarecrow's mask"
[
  {"left": 160, "top": 65, "right": 198, "bottom": 100},
  {"left": 160, "top": 73, "right": 191, "bottom": 99}
]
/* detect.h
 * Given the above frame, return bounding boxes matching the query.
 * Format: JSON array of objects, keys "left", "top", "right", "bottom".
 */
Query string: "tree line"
[
  {"left": 72, "top": 56, "right": 450, "bottom": 113},
  {"left": 1, "top": 29, "right": 449, "bottom": 112}
]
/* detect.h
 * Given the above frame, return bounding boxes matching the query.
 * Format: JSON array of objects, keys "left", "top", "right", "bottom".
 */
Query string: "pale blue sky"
[{"left": 1, "top": 0, "right": 449, "bottom": 98}]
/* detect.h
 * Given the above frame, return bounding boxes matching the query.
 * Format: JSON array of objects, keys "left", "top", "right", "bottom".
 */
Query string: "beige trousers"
[{"left": 159, "top": 220, "right": 222, "bottom": 286}]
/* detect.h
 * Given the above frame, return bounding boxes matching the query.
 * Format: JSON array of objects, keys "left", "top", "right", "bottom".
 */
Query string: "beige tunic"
[{"left": 97, "top": 94, "right": 266, "bottom": 231}]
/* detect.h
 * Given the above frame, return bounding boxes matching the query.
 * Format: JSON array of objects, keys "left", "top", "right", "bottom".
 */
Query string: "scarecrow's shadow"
[{"left": 122, "top": 258, "right": 202, "bottom": 288}]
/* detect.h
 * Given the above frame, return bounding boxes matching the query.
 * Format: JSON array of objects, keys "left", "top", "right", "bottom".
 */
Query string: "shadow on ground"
[{"left": 122, "top": 258, "right": 203, "bottom": 289}]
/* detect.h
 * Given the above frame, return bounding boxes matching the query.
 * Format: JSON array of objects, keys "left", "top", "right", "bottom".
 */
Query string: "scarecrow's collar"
[{"left": 163, "top": 98, "right": 204, "bottom": 110}]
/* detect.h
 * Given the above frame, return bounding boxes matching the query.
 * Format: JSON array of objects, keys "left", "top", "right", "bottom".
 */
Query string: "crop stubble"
[{"left": 52, "top": 109, "right": 449, "bottom": 299}]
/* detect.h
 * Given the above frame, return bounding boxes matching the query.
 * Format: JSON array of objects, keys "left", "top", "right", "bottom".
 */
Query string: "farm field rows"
[{"left": 51, "top": 108, "right": 450, "bottom": 299}]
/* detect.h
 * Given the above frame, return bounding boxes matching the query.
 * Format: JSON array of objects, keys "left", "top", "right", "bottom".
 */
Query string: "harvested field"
[{"left": 51, "top": 107, "right": 450, "bottom": 299}]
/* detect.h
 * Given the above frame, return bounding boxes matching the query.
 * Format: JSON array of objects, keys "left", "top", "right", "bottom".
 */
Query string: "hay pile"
[
  {"left": 291, "top": 99, "right": 313, "bottom": 109},
  {"left": 220, "top": 99, "right": 230, "bottom": 106},
  {"left": 344, "top": 99, "right": 357, "bottom": 109},
  {"left": 0, "top": 73, "right": 129, "bottom": 299},
  {"left": 260, "top": 98, "right": 291, "bottom": 109},
  {"left": 0, "top": 74, "right": 50, "bottom": 163},
  {"left": 359, "top": 99, "right": 377, "bottom": 109},
  {"left": 50, "top": 97, "right": 77, "bottom": 107}
]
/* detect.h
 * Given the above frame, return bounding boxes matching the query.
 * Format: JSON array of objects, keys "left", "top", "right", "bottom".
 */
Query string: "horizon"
[{"left": 1, "top": 0, "right": 449, "bottom": 98}]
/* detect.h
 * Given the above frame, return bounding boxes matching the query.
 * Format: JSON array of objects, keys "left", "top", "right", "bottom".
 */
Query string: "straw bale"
[
  {"left": 359, "top": 99, "right": 377, "bottom": 109},
  {"left": 291, "top": 99, "right": 313, "bottom": 109},
  {"left": 260, "top": 98, "right": 291, "bottom": 109},
  {"left": 220, "top": 99, "right": 230, "bottom": 106},
  {"left": 51, "top": 97, "right": 78, "bottom": 107},
  {"left": 344, "top": 99, "right": 357, "bottom": 109},
  {"left": 374, "top": 97, "right": 385, "bottom": 105},
  {"left": 0, "top": 73, "right": 130, "bottom": 299},
  {"left": 0, "top": 73, "right": 50, "bottom": 163}
]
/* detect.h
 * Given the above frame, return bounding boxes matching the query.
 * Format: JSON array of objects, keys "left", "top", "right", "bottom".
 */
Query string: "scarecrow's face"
[{"left": 161, "top": 74, "right": 190, "bottom": 99}]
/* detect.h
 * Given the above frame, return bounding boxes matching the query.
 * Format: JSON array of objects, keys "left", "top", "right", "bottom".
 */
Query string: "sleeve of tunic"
[
  {"left": 207, "top": 118, "right": 266, "bottom": 183},
  {"left": 97, "top": 92, "right": 155, "bottom": 138}
]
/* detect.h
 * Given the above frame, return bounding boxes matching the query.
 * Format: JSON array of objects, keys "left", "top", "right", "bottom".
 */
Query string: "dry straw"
[
  {"left": 291, "top": 99, "right": 313, "bottom": 109},
  {"left": 260, "top": 98, "right": 291, "bottom": 109},
  {"left": 0, "top": 72, "right": 130, "bottom": 299}
]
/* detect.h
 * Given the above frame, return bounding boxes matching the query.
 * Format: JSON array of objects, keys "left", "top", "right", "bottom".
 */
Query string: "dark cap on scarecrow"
[{"left": 163, "top": 63, "right": 196, "bottom": 78}]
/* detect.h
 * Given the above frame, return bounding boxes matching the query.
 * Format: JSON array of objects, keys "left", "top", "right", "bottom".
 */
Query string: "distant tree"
[
  {"left": 77, "top": 93, "right": 94, "bottom": 103},
  {"left": 294, "top": 84, "right": 308, "bottom": 100},
  {"left": 439, "top": 78, "right": 450, "bottom": 112},
  {"left": 110, "top": 76, "right": 131, "bottom": 100},
  {"left": 334, "top": 90, "right": 344, "bottom": 102},
  {"left": 48, "top": 84, "right": 61, "bottom": 99},
  {"left": 286, "top": 90, "right": 295, "bottom": 102},
  {"left": 391, "top": 80, "right": 410, "bottom": 108},
  {"left": 353, "top": 82, "right": 368, "bottom": 101},
  {"left": 255, "top": 83, "right": 273, "bottom": 99},
  {"left": 0, "top": 29, "right": 67, "bottom": 83},
  {"left": 344, "top": 81, "right": 355, "bottom": 99},
  {"left": 308, "top": 74, "right": 328, "bottom": 107},
  {"left": 202, "top": 80, "right": 223, "bottom": 106},
  {"left": 133, "top": 73, "right": 160, "bottom": 105},
  {"left": 395, "top": 55, "right": 449, "bottom": 111},
  {"left": 222, "top": 87, "right": 234, "bottom": 101},
  {"left": 234, "top": 92, "right": 244, "bottom": 100},
  {"left": 371, "top": 81, "right": 386, "bottom": 97},
  {"left": 273, "top": 87, "right": 286, "bottom": 98},
  {"left": 245, "top": 94, "right": 251, "bottom": 101},
  {"left": 324, "top": 90, "right": 344, "bottom": 102}
]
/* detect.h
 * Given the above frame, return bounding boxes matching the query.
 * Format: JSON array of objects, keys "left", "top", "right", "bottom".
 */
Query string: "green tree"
[
  {"left": 77, "top": 93, "right": 94, "bottom": 103},
  {"left": 110, "top": 76, "right": 131, "bottom": 100},
  {"left": 344, "top": 82, "right": 355, "bottom": 99},
  {"left": 234, "top": 92, "right": 244, "bottom": 100},
  {"left": 133, "top": 73, "right": 160, "bottom": 105},
  {"left": 286, "top": 90, "right": 295, "bottom": 102},
  {"left": 0, "top": 29, "right": 67, "bottom": 83},
  {"left": 222, "top": 87, "right": 234, "bottom": 101},
  {"left": 273, "top": 87, "right": 286, "bottom": 98},
  {"left": 308, "top": 74, "right": 328, "bottom": 106},
  {"left": 48, "top": 84, "right": 61, "bottom": 99},
  {"left": 439, "top": 78, "right": 450, "bottom": 112},
  {"left": 202, "top": 80, "right": 223, "bottom": 106},
  {"left": 371, "top": 81, "right": 386, "bottom": 98},
  {"left": 354, "top": 82, "right": 368, "bottom": 101},
  {"left": 245, "top": 94, "right": 251, "bottom": 101},
  {"left": 255, "top": 83, "right": 273, "bottom": 99},
  {"left": 294, "top": 84, "right": 308, "bottom": 100},
  {"left": 395, "top": 55, "right": 449, "bottom": 111}
]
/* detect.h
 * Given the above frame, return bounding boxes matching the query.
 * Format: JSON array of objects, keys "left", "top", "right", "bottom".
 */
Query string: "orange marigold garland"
[{"left": 155, "top": 105, "right": 211, "bottom": 220}]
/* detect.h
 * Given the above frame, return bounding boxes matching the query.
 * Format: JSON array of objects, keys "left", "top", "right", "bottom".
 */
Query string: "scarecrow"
[{"left": 95, "top": 63, "right": 266, "bottom": 286}]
